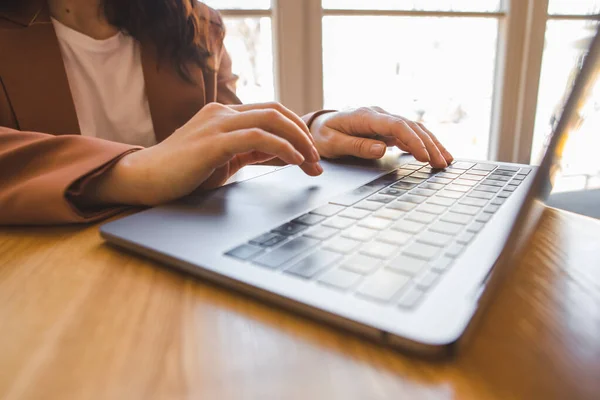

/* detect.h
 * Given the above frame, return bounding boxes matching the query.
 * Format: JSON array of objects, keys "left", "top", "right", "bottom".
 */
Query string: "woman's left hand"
[{"left": 310, "top": 107, "right": 454, "bottom": 169}]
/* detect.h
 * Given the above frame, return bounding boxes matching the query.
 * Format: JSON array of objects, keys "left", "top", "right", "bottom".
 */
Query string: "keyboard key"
[
  {"left": 392, "top": 181, "right": 417, "bottom": 190},
  {"left": 339, "top": 208, "right": 371, "bottom": 220},
  {"left": 472, "top": 163, "right": 497, "bottom": 171},
  {"left": 410, "top": 172, "right": 433, "bottom": 180},
  {"left": 377, "top": 230, "right": 412, "bottom": 246},
  {"left": 461, "top": 173, "right": 484, "bottom": 181},
  {"left": 485, "top": 205, "right": 501, "bottom": 214},
  {"left": 453, "top": 179, "right": 477, "bottom": 187},
  {"left": 437, "top": 190, "right": 464, "bottom": 199},
  {"left": 429, "top": 177, "right": 453, "bottom": 185},
  {"left": 466, "top": 169, "right": 490, "bottom": 176},
  {"left": 388, "top": 201, "right": 417, "bottom": 212},
  {"left": 402, "top": 194, "right": 427, "bottom": 204},
  {"left": 354, "top": 200, "right": 384, "bottom": 211},
  {"left": 304, "top": 225, "right": 338, "bottom": 240},
  {"left": 503, "top": 186, "right": 517, "bottom": 192},
  {"left": 417, "top": 230, "right": 453, "bottom": 247},
  {"left": 399, "top": 164, "right": 421, "bottom": 170},
  {"left": 226, "top": 244, "right": 263, "bottom": 260},
  {"left": 318, "top": 268, "right": 362, "bottom": 290},
  {"left": 457, "top": 231, "right": 476, "bottom": 244},
  {"left": 368, "top": 194, "right": 395, "bottom": 204},
  {"left": 427, "top": 196, "right": 456, "bottom": 207},
  {"left": 491, "top": 197, "right": 506, "bottom": 206},
  {"left": 445, "top": 243, "right": 466, "bottom": 258},
  {"left": 403, "top": 242, "right": 441, "bottom": 261},
  {"left": 476, "top": 185, "right": 501, "bottom": 193},
  {"left": 459, "top": 197, "right": 487, "bottom": 207},
  {"left": 293, "top": 213, "right": 326, "bottom": 226},
  {"left": 431, "top": 256, "right": 454, "bottom": 272},
  {"left": 493, "top": 170, "right": 516, "bottom": 177},
  {"left": 487, "top": 175, "right": 510, "bottom": 182},
  {"left": 468, "top": 191, "right": 495, "bottom": 200},
  {"left": 450, "top": 161, "right": 475, "bottom": 170},
  {"left": 358, "top": 216, "right": 393, "bottom": 230},
  {"left": 397, "top": 287, "right": 425, "bottom": 309},
  {"left": 417, "top": 203, "right": 447, "bottom": 215},
  {"left": 250, "top": 232, "right": 287, "bottom": 247},
  {"left": 388, "top": 254, "right": 428, "bottom": 276},
  {"left": 497, "top": 166, "right": 519, "bottom": 172},
  {"left": 342, "top": 226, "right": 378, "bottom": 242},
  {"left": 520, "top": 167, "right": 532, "bottom": 175},
  {"left": 273, "top": 222, "right": 309, "bottom": 236},
  {"left": 441, "top": 212, "right": 472, "bottom": 225},
  {"left": 420, "top": 182, "right": 445, "bottom": 191},
  {"left": 446, "top": 184, "right": 471, "bottom": 193},
  {"left": 373, "top": 208, "right": 405, "bottom": 220},
  {"left": 406, "top": 211, "right": 437, "bottom": 224},
  {"left": 514, "top": 174, "right": 527, "bottom": 180},
  {"left": 437, "top": 172, "right": 461, "bottom": 179},
  {"left": 393, "top": 219, "right": 426, "bottom": 234},
  {"left": 360, "top": 241, "right": 398, "bottom": 259},
  {"left": 430, "top": 221, "right": 463, "bottom": 235},
  {"left": 411, "top": 188, "right": 437, "bottom": 197},
  {"left": 254, "top": 237, "right": 319, "bottom": 269},
  {"left": 329, "top": 184, "right": 386, "bottom": 206},
  {"left": 342, "top": 254, "right": 381, "bottom": 274},
  {"left": 356, "top": 269, "right": 411, "bottom": 303},
  {"left": 312, "top": 204, "right": 345, "bottom": 217},
  {"left": 467, "top": 222, "right": 485, "bottom": 233},
  {"left": 451, "top": 204, "right": 480, "bottom": 216},
  {"left": 415, "top": 270, "right": 440, "bottom": 291},
  {"left": 497, "top": 191, "right": 512, "bottom": 198},
  {"left": 285, "top": 250, "right": 342, "bottom": 279},
  {"left": 402, "top": 177, "right": 426, "bottom": 184},
  {"left": 476, "top": 213, "right": 493, "bottom": 223},
  {"left": 379, "top": 187, "right": 407, "bottom": 197},
  {"left": 324, "top": 237, "right": 361, "bottom": 254},
  {"left": 322, "top": 216, "right": 355, "bottom": 229},
  {"left": 482, "top": 180, "right": 505, "bottom": 187}
]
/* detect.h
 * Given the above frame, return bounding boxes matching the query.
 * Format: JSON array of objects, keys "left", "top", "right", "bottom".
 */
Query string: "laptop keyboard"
[{"left": 225, "top": 161, "right": 531, "bottom": 309}]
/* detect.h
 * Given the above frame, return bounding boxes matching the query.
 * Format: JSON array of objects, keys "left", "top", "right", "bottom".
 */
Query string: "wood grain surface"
[{"left": 0, "top": 207, "right": 599, "bottom": 400}]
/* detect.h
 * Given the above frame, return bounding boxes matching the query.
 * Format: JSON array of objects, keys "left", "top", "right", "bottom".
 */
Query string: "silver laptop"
[{"left": 100, "top": 27, "right": 600, "bottom": 357}]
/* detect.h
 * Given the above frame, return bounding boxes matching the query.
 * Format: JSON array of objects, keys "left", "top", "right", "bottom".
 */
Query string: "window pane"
[
  {"left": 548, "top": 0, "right": 600, "bottom": 15},
  {"left": 323, "top": 17, "right": 498, "bottom": 160},
  {"left": 531, "top": 20, "right": 600, "bottom": 193},
  {"left": 222, "top": 18, "right": 275, "bottom": 103},
  {"left": 322, "top": 0, "right": 502, "bottom": 12},
  {"left": 202, "top": 0, "right": 271, "bottom": 10}
]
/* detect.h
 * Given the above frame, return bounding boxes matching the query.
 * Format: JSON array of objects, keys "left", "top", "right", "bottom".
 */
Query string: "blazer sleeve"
[{"left": 0, "top": 127, "right": 140, "bottom": 225}]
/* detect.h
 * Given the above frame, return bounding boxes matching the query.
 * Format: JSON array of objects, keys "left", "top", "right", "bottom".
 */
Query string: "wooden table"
[{"left": 1, "top": 207, "right": 599, "bottom": 400}]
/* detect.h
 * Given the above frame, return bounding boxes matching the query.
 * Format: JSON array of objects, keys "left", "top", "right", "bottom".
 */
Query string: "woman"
[{"left": 0, "top": 0, "right": 453, "bottom": 225}]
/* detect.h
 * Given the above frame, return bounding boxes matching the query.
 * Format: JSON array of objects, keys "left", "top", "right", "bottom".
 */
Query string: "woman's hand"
[
  {"left": 310, "top": 107, "right": 454, "bottom": 169},
  {"left": 86, "top": 102, "right": 322, "bottom": 206}
]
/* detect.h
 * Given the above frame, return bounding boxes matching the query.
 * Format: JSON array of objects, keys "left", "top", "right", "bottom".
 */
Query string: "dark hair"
[{"left": 102, "top": 0, "right": 224, "bottom": 82}]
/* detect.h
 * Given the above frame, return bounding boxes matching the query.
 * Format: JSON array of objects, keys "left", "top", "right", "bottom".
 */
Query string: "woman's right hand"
[{"left": 85, "top": 102, "right": 322, "bottom": 206}]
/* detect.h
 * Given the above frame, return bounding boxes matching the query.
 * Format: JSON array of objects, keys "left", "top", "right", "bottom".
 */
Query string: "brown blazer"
[{"left": 0, "top": 1, "right": 322, "bottom": 225}]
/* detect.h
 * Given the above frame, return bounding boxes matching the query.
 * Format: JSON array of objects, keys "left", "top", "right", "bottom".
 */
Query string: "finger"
[
  {"left": 299, "top": 162, "right": 323, "bottom": 176},
  {"left": 229, "top": 102, "right": 315, "bottom": 145},
  {"left": 406, "top": 121, "right": 447, "bottom": 168},
  {"left": 418, "top": 122, "right": 454, "bottom": 164},
  {"left": 333, "top": 133, "right": 388, "bottom": 159},
  {"left": 224, "top": 109, "right": 320, "bottom": 163},
  {"left": 219, "top": 128, "right": 306, "bottom": 167},
  {"left": 341, "top": 108, "right": 430, "bottom": 162}
]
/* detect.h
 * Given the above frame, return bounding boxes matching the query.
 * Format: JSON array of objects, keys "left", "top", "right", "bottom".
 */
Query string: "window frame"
[{"left": 217, "top": 0, "right": 600, "bottom": 163}]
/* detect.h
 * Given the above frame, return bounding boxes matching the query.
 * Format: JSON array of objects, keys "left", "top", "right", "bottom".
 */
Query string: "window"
[
  {"left": 531, "top": 1, "right": 600, "bottom": 192},
  {"left": 202, "top": 0, "right": 275, "bottom": 103},
  {"left": 208, "top": 0, "right": 600, "bottom": 183}
]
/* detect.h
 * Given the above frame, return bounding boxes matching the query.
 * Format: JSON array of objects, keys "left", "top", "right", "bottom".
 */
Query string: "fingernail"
[
  {"left": 370, "top": 144, "right": 386, "bottom": 156},
  {"left": 294, "top": 153, "right": 305, "bottom": 165},
  {"left": 315, "top": 163, "right": 323, "bottom": 174}
]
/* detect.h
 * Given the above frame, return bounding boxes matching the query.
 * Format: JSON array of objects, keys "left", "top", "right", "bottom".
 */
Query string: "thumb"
[{"left": 336, "top": 134, "right": 387, "bottom": 159}]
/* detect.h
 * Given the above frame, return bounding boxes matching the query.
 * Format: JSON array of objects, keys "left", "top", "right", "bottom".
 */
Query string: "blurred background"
[{"left": 203, "top": 0, "right": 600, "bottom": 197}]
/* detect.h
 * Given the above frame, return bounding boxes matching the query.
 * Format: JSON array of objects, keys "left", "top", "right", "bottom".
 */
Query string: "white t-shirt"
[{"left": 51, "top": 17, "right": 156, "bottom": 147}]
